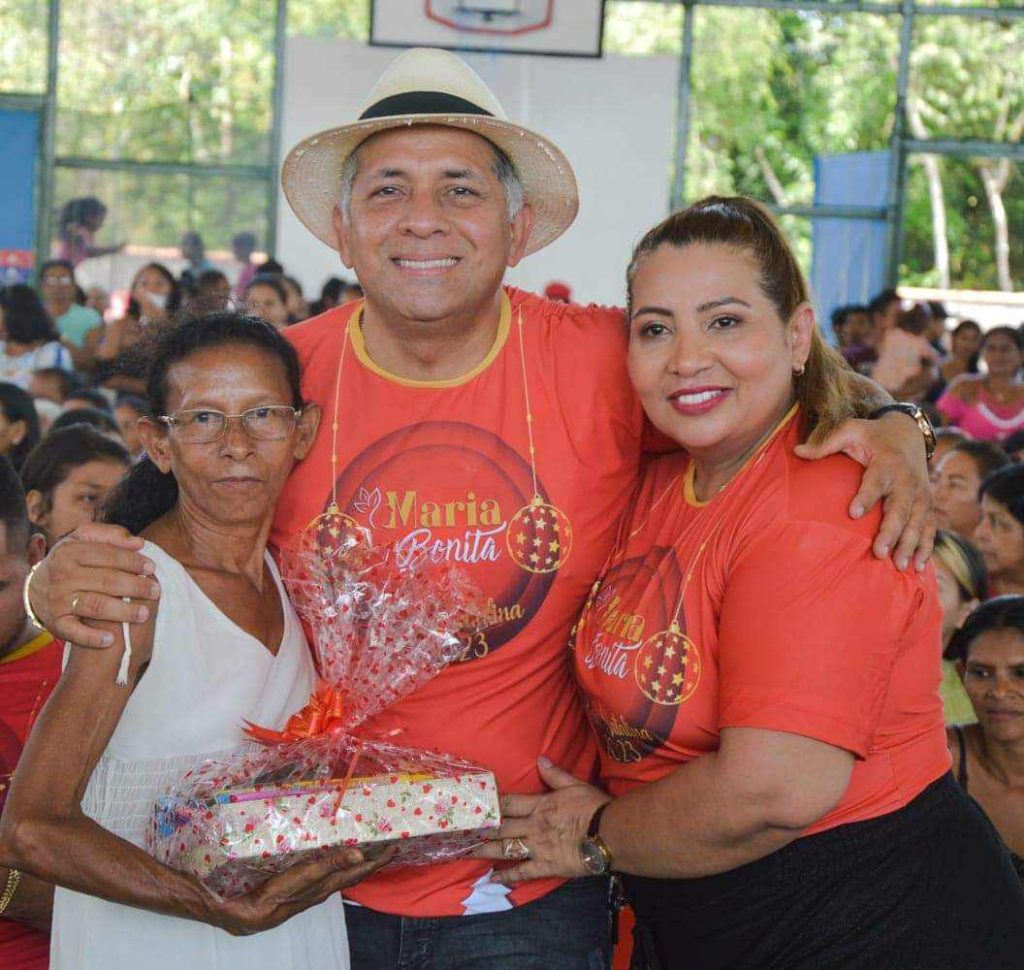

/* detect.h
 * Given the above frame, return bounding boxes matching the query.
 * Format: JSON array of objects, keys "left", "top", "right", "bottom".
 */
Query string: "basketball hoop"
[{"left": 370, "top": 0, "right": 605, "bottom": 58}]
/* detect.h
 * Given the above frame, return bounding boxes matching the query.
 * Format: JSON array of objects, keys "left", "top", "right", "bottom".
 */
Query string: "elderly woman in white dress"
[{"left": 0, "top": 312, "right": 384, "bottom": 969}]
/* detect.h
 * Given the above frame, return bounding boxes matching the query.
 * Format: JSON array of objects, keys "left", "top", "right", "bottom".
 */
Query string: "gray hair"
[{"left": 337, "top": 133, "right": 524, "bottom": 222}]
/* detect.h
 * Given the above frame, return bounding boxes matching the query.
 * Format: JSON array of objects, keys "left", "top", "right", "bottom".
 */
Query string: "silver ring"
[{"left": 502, "top": 837, "right": 530, "bottom": 862}]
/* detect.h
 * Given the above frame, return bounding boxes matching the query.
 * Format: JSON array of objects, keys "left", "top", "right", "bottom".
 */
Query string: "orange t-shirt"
[
  {"left": 275, "top": 288, "right": 644, "bottom": 916},
  {"left": 574, "top": 409, "right": 951, "bottom": 836}
]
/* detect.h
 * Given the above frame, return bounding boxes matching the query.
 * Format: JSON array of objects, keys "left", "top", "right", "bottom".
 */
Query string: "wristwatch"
[
  {"left": 871, "top": 402, "right": 937, "bottom": 462},
  {"left": 579, "top": 802, "right": 614, "bottom": 876}
]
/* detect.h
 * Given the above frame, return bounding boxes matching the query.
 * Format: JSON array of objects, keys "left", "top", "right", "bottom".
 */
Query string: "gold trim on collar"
[{"left": 347, "top": 292, "right": 512, "bottom": 389}]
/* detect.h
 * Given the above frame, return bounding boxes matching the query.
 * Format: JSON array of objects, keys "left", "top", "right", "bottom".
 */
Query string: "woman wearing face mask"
[
  {"left": 975, "top": 464, "right": 1024, "bottom": 597},
  {"left": 947, "top": 595, "right": 1024, "bottom": 883},
  {"left": 478, "top": 197, "right": 1024, "bottom": 969},
  {"left": 934, "top": 529, "right": 987, "bottom": 725},
  {"left": 938, "top": 327, "right": 1024, "bottom": 442},
  {"left": 96, "top": 264, "right": 182, "bottom": 394}
]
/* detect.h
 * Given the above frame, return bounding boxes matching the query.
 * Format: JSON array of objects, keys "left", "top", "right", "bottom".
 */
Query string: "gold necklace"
[
  {"left": 301, "top": 313, "right": 370, "bottom": 555},
  {"left": 503, "top": 309, "right": 574, "bottom": 575}
]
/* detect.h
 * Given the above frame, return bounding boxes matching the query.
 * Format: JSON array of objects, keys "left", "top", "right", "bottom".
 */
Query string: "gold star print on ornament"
[
  {"left": 301, "top": 504, "right": 373, "bottom": 588},
  {"left": 303, "top": 503, "right": 370, "bottom": 553},
  {"left": 634, "top": 620, "right": 701, "bottom": 706},
  {"left": 505, "top": 496, "right": 574, "bottom": 574}
]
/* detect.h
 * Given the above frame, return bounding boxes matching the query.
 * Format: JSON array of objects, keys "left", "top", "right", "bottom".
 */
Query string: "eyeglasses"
[{"left": 159, "top": 406, "right": 301, "bottom": 443}]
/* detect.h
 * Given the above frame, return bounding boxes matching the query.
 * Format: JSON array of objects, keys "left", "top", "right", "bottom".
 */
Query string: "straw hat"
[{"left": 281, "top": 47, "right": 579, "bottom": 257}]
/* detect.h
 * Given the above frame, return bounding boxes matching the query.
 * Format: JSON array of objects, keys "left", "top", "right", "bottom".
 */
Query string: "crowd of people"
[
  {"left": 1, "top": 45, "right": 1023, "bottom": 970},
  {"left": 833, "top": 292, "right": 1024, "bottom": 442}
]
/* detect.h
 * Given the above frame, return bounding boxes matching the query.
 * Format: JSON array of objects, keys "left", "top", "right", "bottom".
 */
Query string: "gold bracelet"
[
  {"left": 0, "top": 868, "right": 22, "bottom": 916},
  {"left": 21, "top": 560, "right": 47, "bottom": 632}
]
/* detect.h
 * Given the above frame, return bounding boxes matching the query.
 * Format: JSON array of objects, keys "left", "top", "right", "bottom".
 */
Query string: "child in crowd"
[
  {"left": 0, "top": 455, "right": 58, "bottom": 970},
  {"left": 27, "top": 369, "right": 76, "bottom": 407},
  {"left": 61, "top": 388, "right": 112, "bottom": 414},
  {"left": 0, "top": 287, "right": 73, "bottom": 390},
  {"left": 244, "top": 275, "right": 291, "bottom": 331},
  {"left": 0, "top": 384, "right": 40, "bottom": 473},
  {"left": 281, "top": 276, "right": 309, "bottom": 322},
  {"left": 19, "top": 426, "right": 129, "bottom": 550},
  {"left": 871, "top": 302, "right": 941, "bottom": 399},
  {"left": 113, "top": 395, "right": 147, "bottom": 459},
  {"left": 49, "top": 408, "right": 122, "bottom": 440}
]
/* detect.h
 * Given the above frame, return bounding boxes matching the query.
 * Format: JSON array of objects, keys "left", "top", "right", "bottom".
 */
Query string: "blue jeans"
[{"left": 344, "top": 877, "right": 613, "bottom": 969}]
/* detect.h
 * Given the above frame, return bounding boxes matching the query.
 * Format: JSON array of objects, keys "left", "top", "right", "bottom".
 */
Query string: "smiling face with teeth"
[
  {"left": 627, "top": 242, "right": 813, "bottom": 494},
  {"left": 333, "top": 126, "right": 533, "bottom": 338}
]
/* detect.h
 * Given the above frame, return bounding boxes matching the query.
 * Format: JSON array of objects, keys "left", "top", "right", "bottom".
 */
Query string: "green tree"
[
  {"left": 908, "top": 15, "right": 1023, "bottom": 290},
  {"left": 287, "top": 0, "right": 368, "bottom": 38},
  {"left": 0, "top": 0, "right": 48, "bottom": 93}
]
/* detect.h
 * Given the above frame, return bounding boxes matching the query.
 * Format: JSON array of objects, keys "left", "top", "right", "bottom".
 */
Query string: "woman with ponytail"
[
  {"left": 0, "top": 312, "right": 382, "bottom": 969},
  {"left": 478, "top": 197, "right": 1024, "bottom": 968}
]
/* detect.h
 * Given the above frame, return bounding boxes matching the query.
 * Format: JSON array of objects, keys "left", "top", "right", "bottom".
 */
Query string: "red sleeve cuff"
[{"left": 719, "top": 688, "right": 872, "bottom": 759}]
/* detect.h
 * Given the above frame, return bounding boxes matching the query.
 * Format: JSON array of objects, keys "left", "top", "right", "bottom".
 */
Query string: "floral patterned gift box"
[{"left": 153, "top": 741, "right": 501, "bottom": 896}]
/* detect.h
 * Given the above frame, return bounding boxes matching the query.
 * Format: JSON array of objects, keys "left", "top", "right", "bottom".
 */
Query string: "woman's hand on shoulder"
[{"left": 211, "top": 846, "right": 393, "bottom": 936}]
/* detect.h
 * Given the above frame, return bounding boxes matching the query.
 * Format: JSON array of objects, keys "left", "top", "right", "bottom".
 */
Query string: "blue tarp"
[
  {"left": 0, "top": 108, "right": 39, "bottom": 284},
  {"left": 810, "top": 151, "right": 890, "bottom": 344}
]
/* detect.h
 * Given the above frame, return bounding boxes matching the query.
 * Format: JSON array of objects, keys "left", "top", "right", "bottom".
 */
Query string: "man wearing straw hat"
[{"left": 29, "top": 47, "right": 933, "bottom": 967}]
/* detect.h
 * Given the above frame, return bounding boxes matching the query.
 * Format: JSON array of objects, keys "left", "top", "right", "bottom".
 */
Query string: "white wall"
[{"left": 277, "top": 39, "right": 679, "bottom": 308}]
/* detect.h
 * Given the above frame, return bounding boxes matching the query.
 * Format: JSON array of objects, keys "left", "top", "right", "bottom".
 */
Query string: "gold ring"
[
  {"left": 70, "top": 593, "right": 82, "bottom": 616},
  {"left": 502, "top": 838, "right": 530, "bottom": 862}
]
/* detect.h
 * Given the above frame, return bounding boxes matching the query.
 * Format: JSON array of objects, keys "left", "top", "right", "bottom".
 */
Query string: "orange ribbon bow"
[{"left": 244, "top": 681, "right": 348, "bottom": 745}]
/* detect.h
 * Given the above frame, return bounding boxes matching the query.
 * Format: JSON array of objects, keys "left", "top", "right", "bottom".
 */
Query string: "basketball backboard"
[{"left": 370, "top": 1, "right": 606, "bottom": 58}]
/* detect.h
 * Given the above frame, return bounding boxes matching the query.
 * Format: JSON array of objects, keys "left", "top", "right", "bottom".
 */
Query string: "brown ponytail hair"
[{"left": 626, "top": 196, "right": 855, "bottom": 444}]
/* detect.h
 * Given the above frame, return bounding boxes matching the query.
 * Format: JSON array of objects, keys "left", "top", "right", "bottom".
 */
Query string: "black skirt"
[{"left": 624, "top": 773, "right": 1024, "bottom": 970}]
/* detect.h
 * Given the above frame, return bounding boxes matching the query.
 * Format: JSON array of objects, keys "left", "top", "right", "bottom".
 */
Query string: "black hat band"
[{"left": 359, "top": 91, "right": 494, "bottom": 121}]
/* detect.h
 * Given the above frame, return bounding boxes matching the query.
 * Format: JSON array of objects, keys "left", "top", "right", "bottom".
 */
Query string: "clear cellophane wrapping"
[{"left": 149, "top": 529, "right": 499, "bottom": 897}]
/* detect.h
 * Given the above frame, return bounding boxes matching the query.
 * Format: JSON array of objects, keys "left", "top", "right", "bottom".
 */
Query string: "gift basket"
[{"left": 149, "top": 526, "right": 500, "bottom": 896}]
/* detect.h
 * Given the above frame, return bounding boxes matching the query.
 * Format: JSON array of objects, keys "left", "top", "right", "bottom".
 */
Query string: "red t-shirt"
[
  {"left": 574, "top": 409, "right": 950, "bottom": 836},
  {"left": 0, "top": 632, "right": 61, "bottom": 970},
  {"left": 276, "top": 288, "right": 644, "bottom": 916}
]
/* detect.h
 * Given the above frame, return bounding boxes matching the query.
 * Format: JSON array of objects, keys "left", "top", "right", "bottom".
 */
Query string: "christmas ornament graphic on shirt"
[{"left": 305, "top": 310, "right": 576, "bottom": 661}]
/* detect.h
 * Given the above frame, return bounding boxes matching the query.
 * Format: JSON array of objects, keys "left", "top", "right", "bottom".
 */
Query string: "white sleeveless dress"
[{"left": 50, "top": 541, "right": 349, "bottom": 970}]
